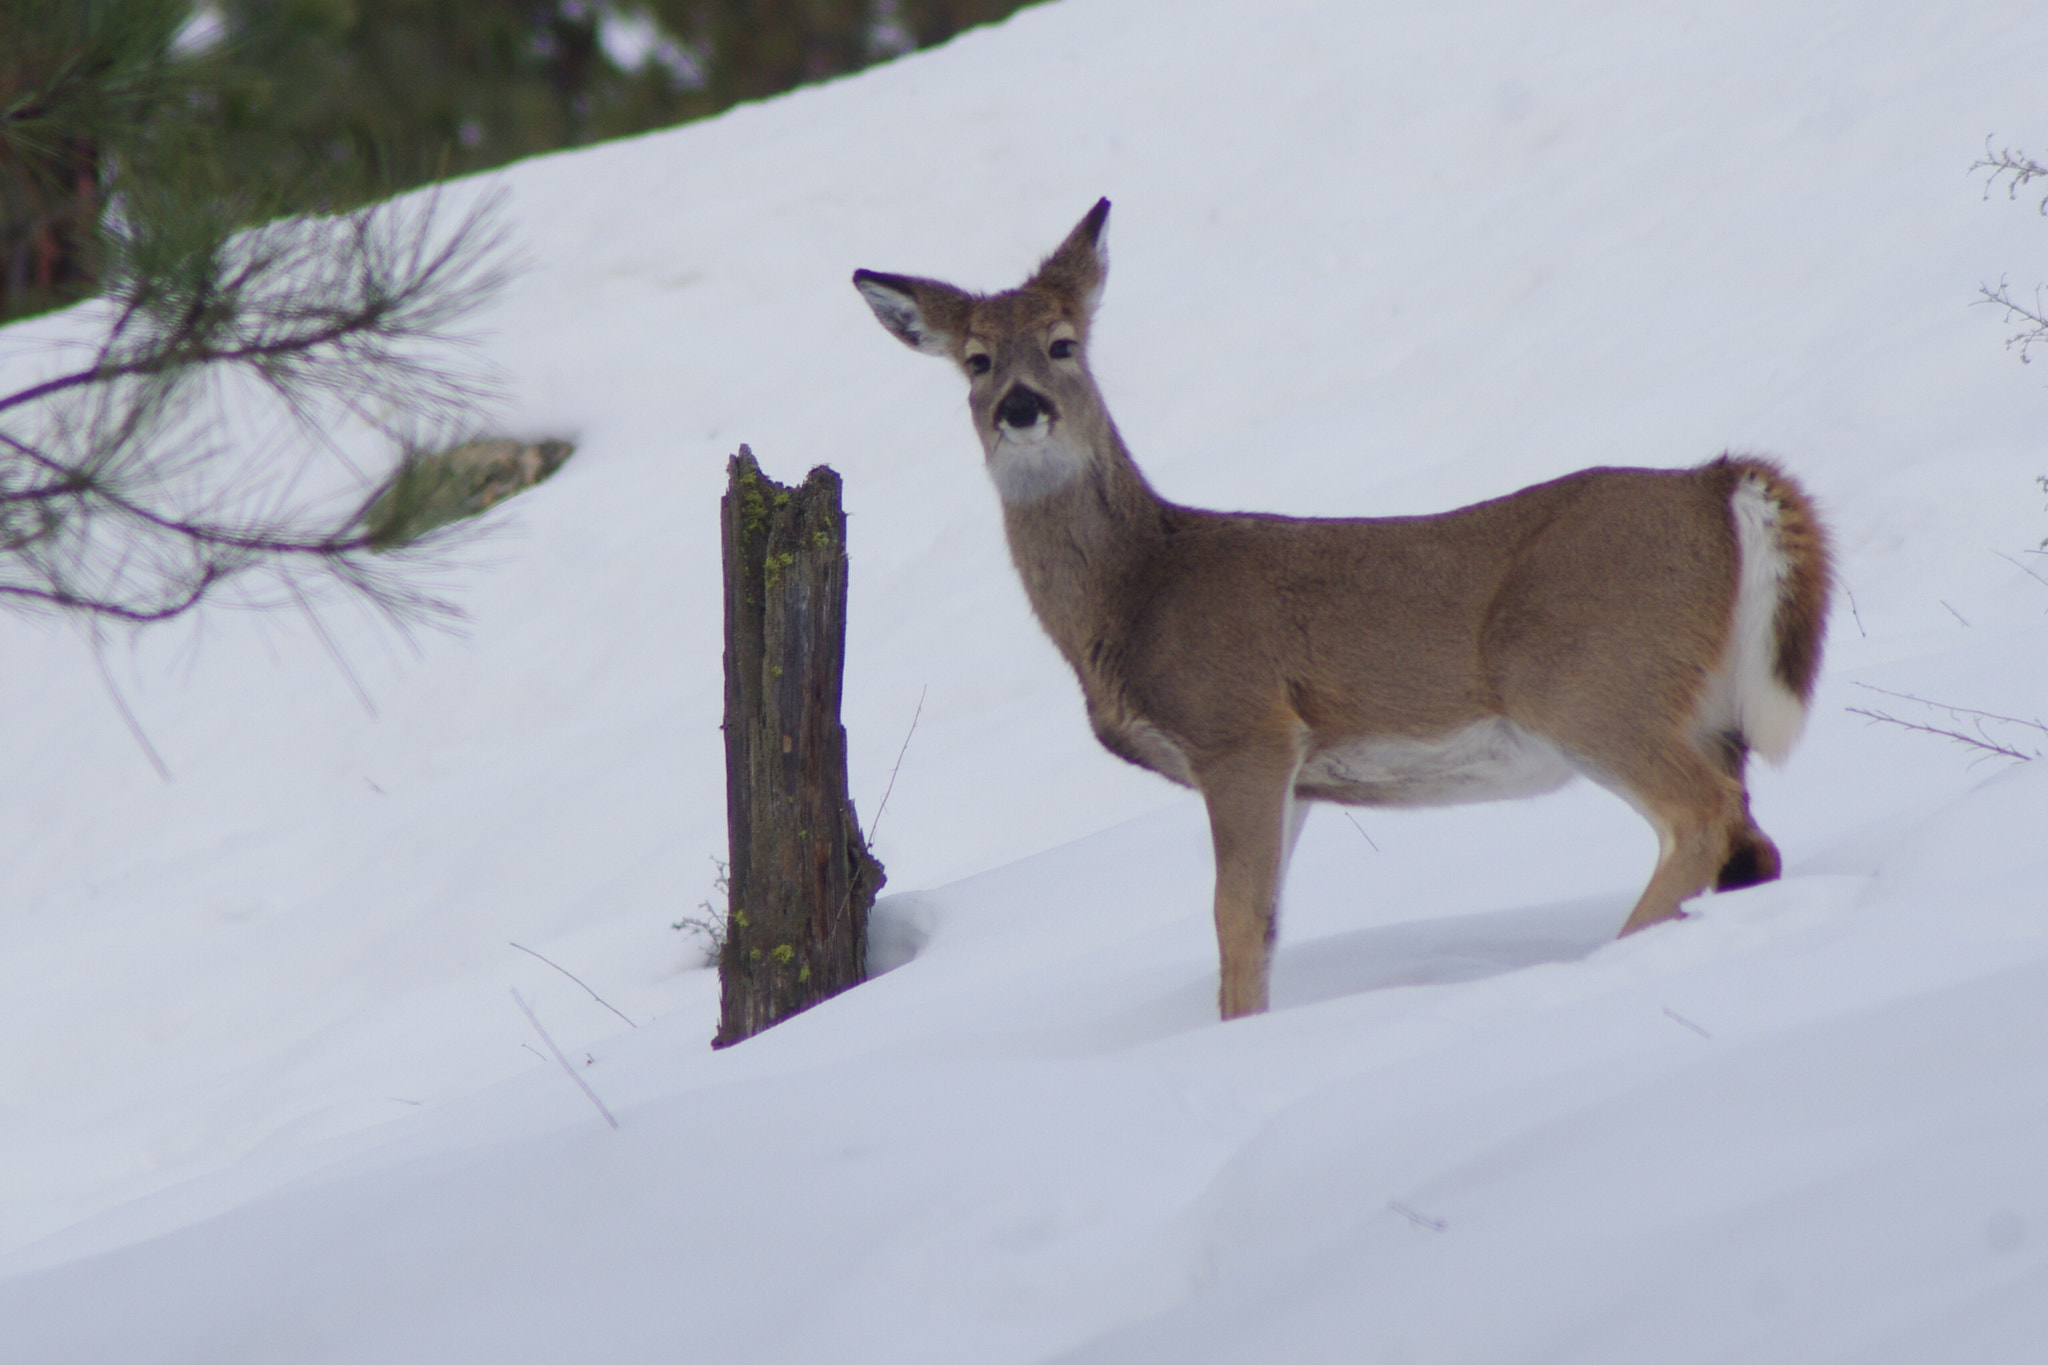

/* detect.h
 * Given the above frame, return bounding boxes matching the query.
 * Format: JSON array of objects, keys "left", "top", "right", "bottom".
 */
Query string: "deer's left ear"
[
  {"left": 1030, "top": 198, "right": 1110, "bottom": 316},
  {"left": 853, "top": 270, "right": 970, "bottom": 356}
]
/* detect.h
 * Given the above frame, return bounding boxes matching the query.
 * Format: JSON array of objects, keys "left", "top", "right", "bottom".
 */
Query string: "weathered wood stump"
[{"left": 714, "top": 446, "right": 885, "bottom": 1048}]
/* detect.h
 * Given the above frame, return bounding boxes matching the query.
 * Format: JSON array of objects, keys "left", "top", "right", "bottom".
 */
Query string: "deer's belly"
[{"left": 1299, "top": 719, "right": 1574, "bottom": 807}]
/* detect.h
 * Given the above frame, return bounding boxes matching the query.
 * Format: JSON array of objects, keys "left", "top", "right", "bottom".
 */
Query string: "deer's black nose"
[{"left": 998, "top": 385, "right": 1053, "bottom": 428}]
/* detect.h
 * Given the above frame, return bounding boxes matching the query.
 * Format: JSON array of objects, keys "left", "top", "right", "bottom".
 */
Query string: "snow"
[{"left": 3, "top": 0, "right": 2046, "bottom": 1359}]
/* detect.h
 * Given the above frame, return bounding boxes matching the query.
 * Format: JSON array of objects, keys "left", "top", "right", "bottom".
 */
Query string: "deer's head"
[{"left": 855, "top": 199, "right": 1113, "bottom": 503}]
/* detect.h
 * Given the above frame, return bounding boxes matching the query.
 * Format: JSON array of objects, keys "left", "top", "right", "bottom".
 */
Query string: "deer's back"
[{"left": 1110, "top": 464, "right": 1742, "bottom": 761}]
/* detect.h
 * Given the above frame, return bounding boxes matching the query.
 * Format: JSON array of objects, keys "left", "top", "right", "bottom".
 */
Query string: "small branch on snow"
[
  {"left": 1846, "top": 683, "right": 2044, "bottom": 763},
  {"left": 1972, "top": 143, "right": 2048, "bottom": 361},
  {"left": 671, "top": 857, "right": 730, "bottom": 966},
  {"left": 1342, "top": 810, "right": 1380, "bottom": 852},
  {"left": 1993, "top": 550, "right": 2048, "bottom": 601},
  {"left": 866, "top": 683, "right": 927, "bottom": 848},
  {"left": 1976, "top": 277, "right": 2048, "bottom": 364},
  {"left": 1663, "top": 1007, "right": 1712, "bottom": 1040},
  {"left": 1389, "top": 1201, "right": 1447, "bottom": 1232},
  {"left": 1973, "top": 141, "right": 2048, "bottom": 212},
  {"left": 511, "top": 988, "right": 621, "bottom": 1130},
  {"left": 510, "top": 941, "right": 636, "bottom": 1028}
]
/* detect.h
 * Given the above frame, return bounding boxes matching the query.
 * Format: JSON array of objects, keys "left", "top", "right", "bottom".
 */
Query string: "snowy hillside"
[{"left": 3, "top": 0, "right": 2046, "bottom": 1359}]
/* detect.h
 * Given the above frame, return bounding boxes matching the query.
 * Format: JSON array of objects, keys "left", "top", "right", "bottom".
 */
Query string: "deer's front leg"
[{"left": 1199, "top": 740, "right": 1305, "bottom": 1020}]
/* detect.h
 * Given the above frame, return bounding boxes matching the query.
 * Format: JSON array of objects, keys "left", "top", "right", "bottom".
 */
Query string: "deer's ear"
[
  {"left": 1030, "top": 198, "right": 1110, "bottom": 316},
  {"left": 853, "top": 271, "right": 970, "bottom": 355}
]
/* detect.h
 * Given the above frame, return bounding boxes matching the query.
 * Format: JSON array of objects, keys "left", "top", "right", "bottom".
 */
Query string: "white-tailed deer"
[{"left": 855, "top": 200, "right": 1831, "bottom": 1019}]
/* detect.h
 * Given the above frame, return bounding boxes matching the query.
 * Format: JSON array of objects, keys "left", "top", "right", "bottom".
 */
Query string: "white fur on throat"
[
  {"left": 1702, "top": 473, "right": 1808, "bottom": 765},
  {"left": 987, "top": 426, "right": 1087, "bottom": 503}
]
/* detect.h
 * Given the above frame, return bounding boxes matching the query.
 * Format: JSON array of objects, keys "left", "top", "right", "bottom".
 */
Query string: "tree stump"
[{"left": 714, "top": 446, "right": 885, "bottom": 1048}]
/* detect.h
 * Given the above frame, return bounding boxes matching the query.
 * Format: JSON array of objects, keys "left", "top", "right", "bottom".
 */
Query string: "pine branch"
[
  {"left": 0, "top": 189, "right": 512, "bottom": 632},
  {"left": 0, "top": 568, "right": 219, "bottom": 623},
  {"left": 2, "top": 189, "right": 510, "bottom": 422}
]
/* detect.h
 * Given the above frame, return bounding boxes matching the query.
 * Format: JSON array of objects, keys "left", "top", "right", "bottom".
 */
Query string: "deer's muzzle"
[{"left": 997, "top": 385, "right": 1056, "bottom": 431}]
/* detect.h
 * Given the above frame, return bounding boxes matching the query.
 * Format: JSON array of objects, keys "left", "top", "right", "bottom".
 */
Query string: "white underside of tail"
[{"left": 1702, "top": 473, "right": 1807, "bottom": 765}]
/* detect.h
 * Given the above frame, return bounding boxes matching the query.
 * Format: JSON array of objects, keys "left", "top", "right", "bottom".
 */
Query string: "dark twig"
[
  {"left": 1847, "top": 683, "right": 2043, "bottom": 763},
  {"left": 866, "top": 683, "right": 927, "bottom": 846},
  {"left": 1663, "top": 1007, "right": 1712, "bottom": 1040},
  {"left": 1342, "top": 810, "right": 1380, "bottom": 852},
  {"left": 1977, "top": 279, "right": 2048, "bottom": 364},
  {"left": 1852, "top": 684, "right": 2044, "bottom": 734},
  {"left": 1974, "top": 141, "right": 2048, "bottom": 213},
  {"left": 671, "top": 857, "right": 730, "bottom": 965},
  {"left": 511, "top": 988, "right": 620, "bottom": 1130},
  {"left": 1847, "top": 706, "right": 2032, "bottom": 761},
  {"left": 1973, "top": 142, "right": 2048, "bottom": 362},
  {"left": 510, "top": 942, "right": 636, "bottom": 1028},
  {"left": 1844, "top": 585, "right": 1866, "bottom": 638},
  {"left": 1389, "top": 1201, "right": 1448, "bottom": 1232},
  {"left": 1993, "top": 549, "right": 2048, "bottom": 601}
]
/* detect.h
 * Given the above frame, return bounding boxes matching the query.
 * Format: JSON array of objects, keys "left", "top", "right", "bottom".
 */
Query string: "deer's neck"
[{"left": 997, "top": 424, "right": 1164, "bottom": 679}]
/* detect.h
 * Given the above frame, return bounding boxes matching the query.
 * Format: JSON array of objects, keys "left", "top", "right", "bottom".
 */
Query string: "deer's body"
[{"left": 856, "top": 201, "right": 1831, "bottom": 1018}]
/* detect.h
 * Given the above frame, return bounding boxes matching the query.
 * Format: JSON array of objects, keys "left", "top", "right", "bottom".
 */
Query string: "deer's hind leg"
[
  {"left": 1598, "top": 741, "right": 1757, "bottom": 936},
  {"left": 1704, "top": 730, "right": 1782, "bottom": 893},
  {"left": 1539, "top": 709, "right": 1760, "bottom": 936}
]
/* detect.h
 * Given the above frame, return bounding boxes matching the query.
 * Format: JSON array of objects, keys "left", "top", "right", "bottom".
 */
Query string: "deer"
[{"left": 853, "top": 199, "right": 1831, "bottom": 1020}]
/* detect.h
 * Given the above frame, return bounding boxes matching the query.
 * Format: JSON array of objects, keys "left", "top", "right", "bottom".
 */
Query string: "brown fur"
[{"left": 855, "top": 201, "right": 1832, "bottom": 1019}]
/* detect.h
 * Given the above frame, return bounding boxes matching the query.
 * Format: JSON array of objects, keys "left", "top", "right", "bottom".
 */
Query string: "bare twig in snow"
[
  {"left": 1973, "top": 144, "right": 2048, "bottom": 362},
  {"left": 509, "top": 942, "right": 636, "bottom": 1028},
  {"left": 1976, "top": 278, "right": 2048, "bottom": 364},
  {"left": 1342, "top": 810, "right": 1380, "bottom": 852},
  {"left": 1844, "top": 585, "right": 1866, "bottom": 638},
  {"left": 1847, "top": 682, "right": 2043, "bottom": 763},
  {"left": 1389, "top": 1201, "right": 1448, "bottom": 1232},
  {"left": 1993, "top": 549, "right": 2048, "bottom": 601},
  {"left": 511, "top": 988, "right": 620, "bottom": 1130},
  {"left": 672, "top": 857, "right": 730, "bottom": 965},
  {"left": 1664, "top": 1007, "right": 1712, "bottom": 1040},
  {"left": 866, "top": 683, "right": 926, "bottom": 846},
  {"left": 1974, "top": 141, "right": 2048, "bottom": 212}
]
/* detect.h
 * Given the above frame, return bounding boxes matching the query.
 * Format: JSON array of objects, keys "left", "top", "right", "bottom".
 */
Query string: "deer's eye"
[
  {"left": 1048, "top": 339, "right": 1076, "bottom": 360},
  {"left": 966, "top": 353, "right": 992, "bottom": 375}
]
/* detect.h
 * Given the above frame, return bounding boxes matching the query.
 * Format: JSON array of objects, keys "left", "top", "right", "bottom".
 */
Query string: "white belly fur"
[{"left": 1298, "top": 718, "right": 1575, "bottom": 807}]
